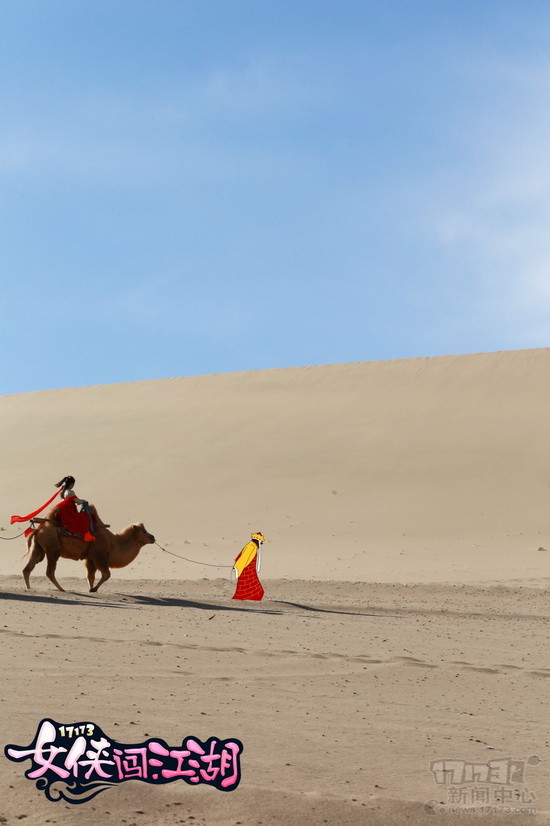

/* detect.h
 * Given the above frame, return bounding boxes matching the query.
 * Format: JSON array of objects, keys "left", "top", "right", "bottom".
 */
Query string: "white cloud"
[{"left": 420, "top": 57, "right": 550, "bottom": 339}]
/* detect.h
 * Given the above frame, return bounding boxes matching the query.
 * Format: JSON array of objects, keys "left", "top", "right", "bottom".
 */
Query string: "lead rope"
[
  {"left": 0, "top": 530, "right": 28, "bottom": 540},
  {"left": 154, "top": 541, "right": 234, "bottom": 580},
  {"left": 0, "top": 516, "right": 51, "bottom": 541}
]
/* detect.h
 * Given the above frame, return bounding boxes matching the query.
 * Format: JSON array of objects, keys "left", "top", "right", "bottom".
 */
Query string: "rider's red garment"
[{"left": 52, "top": 496, "right": 95, "bottom": 541}]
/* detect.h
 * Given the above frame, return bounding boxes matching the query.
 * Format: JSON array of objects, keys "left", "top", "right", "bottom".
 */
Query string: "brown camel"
[{"left": 23, "top": 519, "right": 156, "bottom": 592}]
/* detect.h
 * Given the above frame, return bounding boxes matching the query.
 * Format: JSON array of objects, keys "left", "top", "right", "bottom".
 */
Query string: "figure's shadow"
[
  {"left": 272, "top": 599, "right": 401, "bottom": 618},
  {"left": 112, "top": 593, "right": 286, "bottom": 616}
]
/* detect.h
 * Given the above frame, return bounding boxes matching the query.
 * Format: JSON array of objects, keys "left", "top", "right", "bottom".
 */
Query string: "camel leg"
[
  {"left": 45, "top": 551, "right": 65, "bottom": 592},
  {"left": 22, "top": 536, "right": 45, "bottom": 590},
  {"left": 90, "top": 556, "right": 111, "bottom": 592},
  {"left": 85, "top": 558, "right": 97, "bottom": 591}
]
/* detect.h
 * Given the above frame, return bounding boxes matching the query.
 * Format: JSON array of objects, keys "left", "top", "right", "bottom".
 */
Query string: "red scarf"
[{"left": 11, "top": 489, "right": 62, "bottom": 525}]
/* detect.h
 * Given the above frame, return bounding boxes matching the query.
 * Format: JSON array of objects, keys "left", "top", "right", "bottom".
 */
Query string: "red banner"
[{"left": 11, "top": 489, "right": 62, "bottom": 524}]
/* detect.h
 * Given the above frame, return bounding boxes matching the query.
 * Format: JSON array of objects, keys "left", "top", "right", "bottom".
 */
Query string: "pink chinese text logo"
[{"left": 5, "top": 719, "right": 243, "bottom": 804}]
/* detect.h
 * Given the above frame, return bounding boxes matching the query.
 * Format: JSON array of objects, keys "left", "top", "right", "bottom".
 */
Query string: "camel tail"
[{"left": 24, "top": 531, "right": 37, "bottom": 558}]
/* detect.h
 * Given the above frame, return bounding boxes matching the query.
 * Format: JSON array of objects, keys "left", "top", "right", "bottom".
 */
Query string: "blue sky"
[{"left": 1, "top": 1, "right": 549, "bottom": 393}]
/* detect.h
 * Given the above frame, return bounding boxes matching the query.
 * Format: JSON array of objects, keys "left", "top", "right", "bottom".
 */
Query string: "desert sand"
[{"left": 0, "top": 348, "right": 549, "bottom": 825}]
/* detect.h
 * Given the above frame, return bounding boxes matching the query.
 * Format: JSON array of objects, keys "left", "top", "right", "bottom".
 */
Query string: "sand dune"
[
  {"left": 1, "top": 349, "right": 549, "bottom": 824},
  {"left": 2, "top": 348, "right": 549, "bottom": 584}
]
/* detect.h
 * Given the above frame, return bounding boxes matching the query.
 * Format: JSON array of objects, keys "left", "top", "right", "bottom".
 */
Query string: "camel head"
[{"left": 131, "top": 523, "right": 156, "bottom": 546}]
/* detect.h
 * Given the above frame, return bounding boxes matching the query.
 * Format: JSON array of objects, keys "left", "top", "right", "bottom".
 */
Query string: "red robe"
[
  {"left": 52, "top": 496, "right": 95, "bottom": 541},
  {"left": 232, "top": 541, "right": 264, "bottom": 601}
]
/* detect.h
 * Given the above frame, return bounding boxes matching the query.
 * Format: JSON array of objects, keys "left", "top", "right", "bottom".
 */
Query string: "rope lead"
[
  {"left": 154, "top": 541, "right": 233, "bottom": 570},
  {"left": 0, "top": 530, "right": 28, "bottom": 541}
]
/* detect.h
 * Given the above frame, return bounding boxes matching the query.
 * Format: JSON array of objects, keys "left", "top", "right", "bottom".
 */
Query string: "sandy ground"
[
  {"left": 1, "top": 349, "right": 549, "bottom": 824},
  {"left": 0, "top": 578, "right": 547, "bottom": 825}
]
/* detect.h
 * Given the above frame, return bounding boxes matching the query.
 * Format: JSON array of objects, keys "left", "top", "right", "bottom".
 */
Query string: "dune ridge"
[
  {"left": 1, "top": 349, "right": 549, "bottom": 824},
  {"left": 1, "top": 348, "right": 549, "bottom": 583}
]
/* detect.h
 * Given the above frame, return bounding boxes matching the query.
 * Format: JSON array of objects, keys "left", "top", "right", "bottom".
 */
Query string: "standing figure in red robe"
[{"left": 232, "top": 532, "right": 265, "bottom": 601}]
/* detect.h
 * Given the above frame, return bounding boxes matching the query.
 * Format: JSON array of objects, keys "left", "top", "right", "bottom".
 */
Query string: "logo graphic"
[
  {"left": 5, "top": 719, "right": 243, "bottom": 804},
  {"left": 425, "top": 756, "right": 539, "bottom": 816}
]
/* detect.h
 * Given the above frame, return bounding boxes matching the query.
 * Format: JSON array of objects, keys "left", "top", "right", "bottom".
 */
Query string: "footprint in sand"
[
  {"left": 393, "top": 656, "right": 437, "bottom": 668},
  {"left": 353, "top": 657, "right": 384, "bottom": 664}
]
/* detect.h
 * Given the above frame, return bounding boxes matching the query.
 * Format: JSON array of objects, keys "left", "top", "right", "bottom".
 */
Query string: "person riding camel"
[{"left": 52, "top": 475, "right": 96, "bottom": 542}]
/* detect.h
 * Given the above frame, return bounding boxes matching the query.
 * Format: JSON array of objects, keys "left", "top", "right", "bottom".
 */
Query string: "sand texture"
[{"left": 0, "top": 349, "right": 549, "bottom": 824}]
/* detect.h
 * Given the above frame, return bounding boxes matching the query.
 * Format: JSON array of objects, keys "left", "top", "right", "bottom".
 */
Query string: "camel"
[{"left": 23, "top": 518, "right": 155, "bottom": 592}]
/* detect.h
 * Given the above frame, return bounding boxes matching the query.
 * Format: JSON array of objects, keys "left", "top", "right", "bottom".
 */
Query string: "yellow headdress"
[{"left": 251, "top": 532, "right": 264, "bottom": 543}]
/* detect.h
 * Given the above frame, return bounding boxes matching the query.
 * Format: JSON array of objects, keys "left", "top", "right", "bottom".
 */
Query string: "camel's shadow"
[
  {"left": 0, "top": 589, "right": 285, "bottom": 616},
  {"left": 0, "top": 590, "right": 388, "bottom": 619},
  {"left": 0, "top": 590, "right": 132, "bottom": 610}
]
